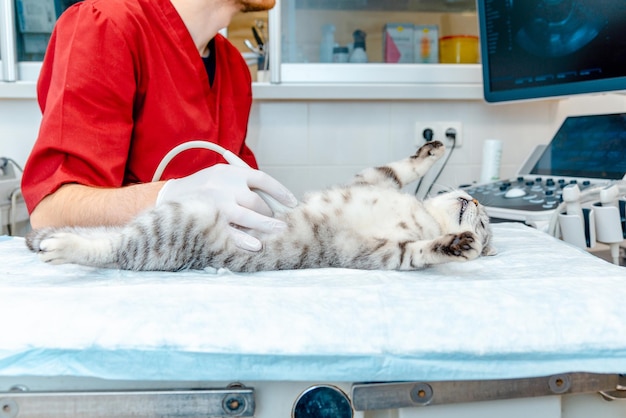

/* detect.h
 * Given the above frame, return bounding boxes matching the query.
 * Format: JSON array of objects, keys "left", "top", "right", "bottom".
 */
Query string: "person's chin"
[{"left": 239, "top": 0, "right": 276, "bottom": 12}]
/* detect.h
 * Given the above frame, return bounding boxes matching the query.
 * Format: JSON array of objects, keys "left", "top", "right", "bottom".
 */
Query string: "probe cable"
[{"left": 152, "top": 140, "right": 292, "bottom": 215}]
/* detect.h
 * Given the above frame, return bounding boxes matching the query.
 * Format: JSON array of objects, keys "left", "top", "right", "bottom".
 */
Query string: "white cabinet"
[
  {"left": 0, "top": 0, "right": 485, "bottom": 100},
  {"left": 256, "top": 0, "right": 483, "bottom": 100}
]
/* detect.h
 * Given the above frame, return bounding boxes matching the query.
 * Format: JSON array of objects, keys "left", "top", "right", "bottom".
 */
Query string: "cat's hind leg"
[
  {"left": 26, "top": 227, "right": 122, "bottom": 268},
  {"left": 352, "top": 141, "right": 445, "bottom": 189}
]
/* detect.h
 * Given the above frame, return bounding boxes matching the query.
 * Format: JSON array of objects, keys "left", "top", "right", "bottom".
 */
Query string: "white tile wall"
[
  {"left": 248, "top": 97, "right": 571, "bottom": 199},
  {"left": 557, "top": 94, "right": 626, "bottom": 118},
  {"left": 248, "top": 102, "right": 310, "bottom": 166},
  {"left": 1, "top": 93, "right": 625, "bottom": 203},
  {"left": 0, "top": 99, "right": 41, "bottom": 166}
]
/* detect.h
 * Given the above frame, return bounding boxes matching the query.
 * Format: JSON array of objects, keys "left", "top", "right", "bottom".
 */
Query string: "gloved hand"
[{"left": 156, "top": 164, "right": 298, "bottom": 251}]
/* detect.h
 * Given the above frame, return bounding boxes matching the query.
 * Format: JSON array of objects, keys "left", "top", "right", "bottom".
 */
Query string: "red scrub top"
[{"left": 21, "top": 0, "right": 257, "bottom": 213}]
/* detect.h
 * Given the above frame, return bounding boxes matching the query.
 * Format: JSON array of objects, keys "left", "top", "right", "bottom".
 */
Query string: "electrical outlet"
[{"left": 415, "top": 121, "right": 463, "bottom": 148}]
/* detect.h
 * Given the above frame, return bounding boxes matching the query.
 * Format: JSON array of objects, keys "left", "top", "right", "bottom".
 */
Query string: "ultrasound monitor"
[
  {"left": 529, "top": 112, "right": 626, "bottom": 180},
  {"left": 477, "top": 0, "right": 626, "bottom": 103}
]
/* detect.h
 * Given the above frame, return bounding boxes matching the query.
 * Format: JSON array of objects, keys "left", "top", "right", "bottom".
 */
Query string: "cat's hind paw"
[{"left": 434, "top": 231, "right": 481, "bottom": 261}]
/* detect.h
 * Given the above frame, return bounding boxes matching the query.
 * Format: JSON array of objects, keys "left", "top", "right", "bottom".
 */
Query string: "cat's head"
[{"left": 424, "top": 190, "right": 497, "bottom": 256}]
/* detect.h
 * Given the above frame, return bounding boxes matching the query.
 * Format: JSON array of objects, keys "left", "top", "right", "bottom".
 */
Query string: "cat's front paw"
[
  {"left": 436, "top": 231, "right": 481, "bottom": 261},
  {"left": 414, "top": 140, "right": 445, "bottom": 160},
  {"left": 34, "top": 232, "right": 82, "bottom": 265}
]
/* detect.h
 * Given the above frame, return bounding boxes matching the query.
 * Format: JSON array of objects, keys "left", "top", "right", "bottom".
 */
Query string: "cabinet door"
[
  {"left": 14, "top": 0, "right": 79, "bottom": 61},
  {"left": 271, "top": 0, "right": 481, "bottom": 85},
  {"left": 0, "top": 0, "right": 78, "bottom": 82},
  {"left": 280, "top": 0, "right": 477, "bottom": 64}
]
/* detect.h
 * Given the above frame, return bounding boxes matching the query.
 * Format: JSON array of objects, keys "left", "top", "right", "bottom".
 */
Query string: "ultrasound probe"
[{"left": 152, "top": 140, "right": 294, "bottom": 215}]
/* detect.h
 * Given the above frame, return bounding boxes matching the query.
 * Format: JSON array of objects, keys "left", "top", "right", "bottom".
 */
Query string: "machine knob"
[{"left": 293, "top": 385, "right": 353, "bottom": 418}]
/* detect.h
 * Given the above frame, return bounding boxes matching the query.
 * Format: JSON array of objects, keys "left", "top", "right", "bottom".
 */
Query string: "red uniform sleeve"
[
  {"left": 21, "top": 4, "right": 138, "bottom": 213},
  {"left": 21, "top": 0, "right": 258, "bottom": 214}
]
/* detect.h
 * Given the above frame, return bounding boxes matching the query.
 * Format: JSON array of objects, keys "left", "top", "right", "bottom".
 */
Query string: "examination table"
[{"left": 0, "top": 223, "right": 625, "bottom": 418}]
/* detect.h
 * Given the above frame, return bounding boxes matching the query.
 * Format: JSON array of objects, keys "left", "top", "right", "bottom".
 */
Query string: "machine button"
[{"left": 504, "top": 188, "right": 527, "bottom": 198}]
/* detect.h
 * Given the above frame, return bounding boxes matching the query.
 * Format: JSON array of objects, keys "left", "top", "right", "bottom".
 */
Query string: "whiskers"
[
  {"left": 473, "top": 193, "right": 498, "bottom": 207},
  {"left": 425, "top": 183, "right": 456, "bottom": 197},
  {"left": 434, "top": 179, "right": 500, "bottom": 208}
]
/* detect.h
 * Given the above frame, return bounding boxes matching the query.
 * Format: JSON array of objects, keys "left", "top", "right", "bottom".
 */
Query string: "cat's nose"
[{"left": 459, "top": 197, "right": 477, "bottom": 205}]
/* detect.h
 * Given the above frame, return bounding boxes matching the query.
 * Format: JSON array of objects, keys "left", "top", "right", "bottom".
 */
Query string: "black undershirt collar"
[{"left": 201, "top": 38, "right": 216, "bottom": 87}]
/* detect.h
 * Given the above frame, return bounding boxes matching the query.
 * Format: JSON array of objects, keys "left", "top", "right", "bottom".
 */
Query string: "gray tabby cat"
[{"left": 26, "top": 141, "right": 495, "bottom": 271}]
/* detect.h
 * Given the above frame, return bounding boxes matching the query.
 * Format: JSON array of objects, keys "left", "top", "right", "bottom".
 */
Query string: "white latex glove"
[{"left": 156, "top": 164, "right": 298, "bottom": 251}]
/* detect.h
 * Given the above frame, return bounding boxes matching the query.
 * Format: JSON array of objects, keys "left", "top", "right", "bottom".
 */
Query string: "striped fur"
[{"left": 26, "top": 141, "right": 496, "bottom": 272}]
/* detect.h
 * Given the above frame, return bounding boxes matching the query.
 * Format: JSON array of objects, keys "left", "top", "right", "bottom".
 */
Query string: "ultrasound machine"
[
  {"left": 463, "top": 113, "right": 626, "bottom": 229},
  {"left": 471, "top": 0, "right": 626, "bottom": 256}
]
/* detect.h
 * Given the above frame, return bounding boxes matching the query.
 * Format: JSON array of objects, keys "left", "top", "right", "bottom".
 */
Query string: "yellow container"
[{"left": 439, "top": 35, "right": 479, "bottom": 64}]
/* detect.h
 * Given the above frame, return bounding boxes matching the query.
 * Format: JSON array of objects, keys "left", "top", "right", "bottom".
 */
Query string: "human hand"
[{"left": 156, "top": 164, "right": 297, "bottom": 251}]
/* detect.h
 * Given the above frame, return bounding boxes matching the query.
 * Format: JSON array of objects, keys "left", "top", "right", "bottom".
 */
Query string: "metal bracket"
[
  {"left": 352, "top": 373, "right": 624, "bottom": 411},
  {"left": 0, "top": 387, "right": 255, "bottom": 418},
  {"left": 600, "top": 374, "right": 626, "bottom": 401}
]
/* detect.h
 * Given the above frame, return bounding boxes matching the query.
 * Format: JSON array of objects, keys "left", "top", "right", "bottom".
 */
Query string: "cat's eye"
[{"left": 458, "top": 197, "right": 470, "bottom": 224}]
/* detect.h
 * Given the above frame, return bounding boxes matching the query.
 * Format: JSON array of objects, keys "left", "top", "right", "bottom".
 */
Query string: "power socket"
[{"left": 415, "top": 121, "right": 463, "bottom": 148}]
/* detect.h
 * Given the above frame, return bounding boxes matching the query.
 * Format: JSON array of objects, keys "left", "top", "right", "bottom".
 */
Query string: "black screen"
[
  {"left": 530, "top": 113, "right": 626, "bottom": 179},
  {"left": 478, "top": 0, "right": 626, "bottom": 102}
]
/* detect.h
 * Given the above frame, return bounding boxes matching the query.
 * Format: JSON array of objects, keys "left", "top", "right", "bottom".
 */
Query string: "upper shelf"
[
  {"left": 253, "top": 63, "right": 483, "bottom": 100},
  {"left": 295, "top": 0, "right": 476, "bottom": 13},
  {"left": 0, "top": 81, "right": 37, "bottom": 99},
  {"left": 0, "top": 63, "right": 484, "bottom": 101},
  {"left": 278, "top": 63, "right": 481, "bottom": 84},
  {"left": 252, "top": 81, "right": 483, "bottom": 100}
]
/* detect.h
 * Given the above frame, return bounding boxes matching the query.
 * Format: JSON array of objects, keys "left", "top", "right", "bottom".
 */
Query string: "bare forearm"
[{"left": 29, "top": 182, "right": 165, "bottom": 229}]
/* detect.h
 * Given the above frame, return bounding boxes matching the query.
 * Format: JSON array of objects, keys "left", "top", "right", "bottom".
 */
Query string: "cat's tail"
[{"left": 25, "top": 228, "right": 48, "bottom": 253}]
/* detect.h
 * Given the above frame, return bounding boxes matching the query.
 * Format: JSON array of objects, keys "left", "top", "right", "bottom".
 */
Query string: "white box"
[
  {"left": 414, "top": 25, "right": 439, "bottom": 63},
  {"left": 384, "top": 23, "right": 414, "bottom": 63}
]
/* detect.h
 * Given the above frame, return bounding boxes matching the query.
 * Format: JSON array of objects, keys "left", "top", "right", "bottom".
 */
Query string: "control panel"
[{"left": 463, "top": 176, "right": 611, "bottom": 225}]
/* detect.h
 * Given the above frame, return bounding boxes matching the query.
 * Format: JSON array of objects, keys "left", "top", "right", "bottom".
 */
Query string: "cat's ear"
[{"left": 482, "top": 244, "right": 497, "bottom": 256}]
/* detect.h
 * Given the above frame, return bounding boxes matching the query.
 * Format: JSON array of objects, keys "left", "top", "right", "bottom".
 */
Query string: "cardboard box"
[
  {"left": 383, "top": 23, "right": 414, "bottom": 63},
  {"left": 414, "top": 25, "right": 439, "bottom": 63}
]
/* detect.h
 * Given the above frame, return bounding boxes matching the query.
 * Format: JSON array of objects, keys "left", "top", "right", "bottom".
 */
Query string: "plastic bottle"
[
  {"left": 319, "top": 24, "right": 336, "bottom": 63},
  {"left": 332, "top": 46, "right": 349, "bottom": 63},
  {"left": 349, "top": 29, "right": 368, "bottom": 63}
]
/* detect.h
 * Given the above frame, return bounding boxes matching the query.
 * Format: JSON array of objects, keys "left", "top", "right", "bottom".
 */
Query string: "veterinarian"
[{"left": 20, "top": 0, "right": 297, "bottom": 251}]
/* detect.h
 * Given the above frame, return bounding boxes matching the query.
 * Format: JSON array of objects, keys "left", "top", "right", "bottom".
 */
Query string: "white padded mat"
[{"left": 0, "top": 223, "right": 625, "bottom": 382}]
